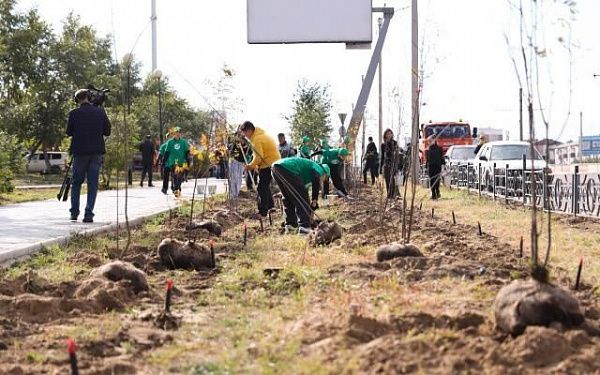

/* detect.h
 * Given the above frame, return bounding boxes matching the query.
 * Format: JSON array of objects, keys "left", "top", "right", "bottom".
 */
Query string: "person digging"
[
  {"left": 272, "top": 157, "right": 330, "bottom": 235},
  {"left": 312, "top": 146, "right": 350, "bottom": 199}
]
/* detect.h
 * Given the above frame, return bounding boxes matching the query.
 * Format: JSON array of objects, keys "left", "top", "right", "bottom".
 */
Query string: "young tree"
[
  {"left": 287, "top": 80, "right": 333, "bottom": 147},
  {"left": 505, "top": 0, "right": 576, "bottom": 280}
]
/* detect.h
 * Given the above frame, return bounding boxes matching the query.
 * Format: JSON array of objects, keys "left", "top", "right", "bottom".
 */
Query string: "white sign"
[{"left": 247, "top": 0, "right": 372, "bottom": 44}]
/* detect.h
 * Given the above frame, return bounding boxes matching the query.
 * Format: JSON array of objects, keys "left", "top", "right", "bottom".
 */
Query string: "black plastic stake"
[
  {"left": 268, "top": 211, "right": 273, "bottom": 226},
  {"left": 165, "top": 279, "right": 174, "bottom": 312},
  {"left": 259, "top": 217, "right": 264, "bottom": 232},
  {"left": 67, "top": 338, "right": 79, "bottom": 375},
  {"left": 452, "top": 211, "right": 456, "bottom": 224},
  {"left": 575, "top": 257, "right": 583, "bottom": 290},
  {"left": 243, "top": 223, "right": 247, "bottom": 246},
  {"left": 419, "top": 202, "right": 423, "bottom": 211},
  {"left": 431, "top": 208, "right": 435, "bottom": 218},
  {"left": 477, "top": 222, "right": 482, "bottom": 236}
]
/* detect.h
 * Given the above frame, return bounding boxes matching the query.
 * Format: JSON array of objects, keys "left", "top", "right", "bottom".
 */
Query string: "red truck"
[{"left": 419, "top": 121, "right": 478, "bottom": 163}]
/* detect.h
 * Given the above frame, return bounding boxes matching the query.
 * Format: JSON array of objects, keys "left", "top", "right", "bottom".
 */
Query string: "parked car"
[
  {"left": 473, "top": 141, "right": 550, "bottom": 191},
  {"left": 445, "top": 145, "right": 477, "bottom": 166},
  {"left": 25, "top": 151, "right": 68, "bottom": 174}
]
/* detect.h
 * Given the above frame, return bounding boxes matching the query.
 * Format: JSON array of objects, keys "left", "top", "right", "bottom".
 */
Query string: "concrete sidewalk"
[{"left": 0, "top": 178, "right": 227, "bottom": 263}]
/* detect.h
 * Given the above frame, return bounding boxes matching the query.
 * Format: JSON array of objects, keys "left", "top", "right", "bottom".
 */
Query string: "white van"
[{"left": 25, "top": 152, "right": 68, "bottom": 174}]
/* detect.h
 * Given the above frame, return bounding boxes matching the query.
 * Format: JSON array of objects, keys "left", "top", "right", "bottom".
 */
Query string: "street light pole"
[
  {"left": 152, "top": 69, "right": 164, "bottom": 144},
  {"left": 378, "top": 17, "right": 383, "bottom": 149}
]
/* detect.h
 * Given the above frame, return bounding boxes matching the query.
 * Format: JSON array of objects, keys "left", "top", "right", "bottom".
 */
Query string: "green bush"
[{"left": 0, "top": 131, "right": 25, "bottom": 193}]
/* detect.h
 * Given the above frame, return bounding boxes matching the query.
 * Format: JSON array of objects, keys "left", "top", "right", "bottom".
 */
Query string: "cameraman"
[{"left": 66, "top": 89, "right": 111, "bottom": 223}]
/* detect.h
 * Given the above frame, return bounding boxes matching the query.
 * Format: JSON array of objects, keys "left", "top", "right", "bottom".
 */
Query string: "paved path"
[{"left": 0, "top": 178, "right": 227, "bottom": 263}]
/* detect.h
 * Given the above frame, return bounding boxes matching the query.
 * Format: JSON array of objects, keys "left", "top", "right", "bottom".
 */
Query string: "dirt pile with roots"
[{"left": 0, "top": 186, "right": 599, "bottom": 373}]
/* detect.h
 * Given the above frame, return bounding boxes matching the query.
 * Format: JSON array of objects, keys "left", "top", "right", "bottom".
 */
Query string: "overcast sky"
[{"left": 16, "top": 0, "right": 600, "bottom": 146}]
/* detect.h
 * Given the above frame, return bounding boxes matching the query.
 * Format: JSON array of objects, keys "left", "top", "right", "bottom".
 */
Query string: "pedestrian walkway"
[{"left": 0, "top": 178, "right": 227, "bottom": 263}]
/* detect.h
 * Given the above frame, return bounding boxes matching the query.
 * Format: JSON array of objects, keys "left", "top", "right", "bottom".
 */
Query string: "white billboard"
[{"left": 247, "top": 0, "right": 372, "bottom": 44}]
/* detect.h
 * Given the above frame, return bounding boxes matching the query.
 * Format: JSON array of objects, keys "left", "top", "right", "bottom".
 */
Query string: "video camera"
[{"left": 87, "top": 84, "right": 110, "bottom": 107}]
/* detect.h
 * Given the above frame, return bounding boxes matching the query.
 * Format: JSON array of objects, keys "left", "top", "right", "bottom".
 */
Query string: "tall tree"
[{"left": 287, "top": 80, "right": 333, "bottom": 147}]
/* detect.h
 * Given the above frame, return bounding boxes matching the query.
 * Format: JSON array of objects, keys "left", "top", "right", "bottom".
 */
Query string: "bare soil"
[{"left": 0, "top": 186, "right": 598, "bottom": 374}]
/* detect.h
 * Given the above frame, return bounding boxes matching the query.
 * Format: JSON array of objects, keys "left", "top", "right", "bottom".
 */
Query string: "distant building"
[
  {"left": 552, "top": 142, "right": 579, "bottom": 165},
  {"left": 580, "top": 135, "right": 600, "bottom": 160},
  {"left": 534, "top": 139, "right": 562, "bottom": 163},
  {"left": 478, "top": 127, "right": 504, "bottom": 142}
]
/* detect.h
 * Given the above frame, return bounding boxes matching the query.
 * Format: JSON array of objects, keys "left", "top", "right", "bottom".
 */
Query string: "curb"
[{"left": 0, "top": 208, "right": 175, "bottom": 266}]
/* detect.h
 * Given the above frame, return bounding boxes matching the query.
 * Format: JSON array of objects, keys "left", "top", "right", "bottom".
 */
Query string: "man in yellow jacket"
[{"left": 240, "top": 121, "right": 281, "bottom": 217}]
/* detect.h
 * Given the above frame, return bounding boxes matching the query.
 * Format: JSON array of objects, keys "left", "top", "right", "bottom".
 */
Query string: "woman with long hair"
[{"left": 380, "top": 128, "right": 401, "bottom": 199}]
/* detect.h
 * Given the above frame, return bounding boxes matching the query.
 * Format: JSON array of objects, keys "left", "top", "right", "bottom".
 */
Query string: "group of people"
[
  {"left": 239, "top": 121, "right": 350, "bottom": 234},
  {"left": 65, "top": 85, "right": 445, "bottom": 228}
]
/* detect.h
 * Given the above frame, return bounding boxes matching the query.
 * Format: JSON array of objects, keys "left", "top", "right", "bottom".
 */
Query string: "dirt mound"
[
  {"left": 187, "top": 220, "right": 222, "bottom": 236},
  {"left": 75, "top": 277, "right": 137, "bottom": 312},
  {"left": 0, "top": 271, "right": 51, "bottom": 296},
  {"left": 157, "top": 238, "right": 214, "bottom": 270},
  {"left": 70, "top": 252, "right": 104, "bottom": 267},
  {"left": 494, "top": 279, "right": 585, "bottom": 336},
  {"left": 90, "top": 261, "right": 149, "bottom": 293},
  {"left": 376, "top": 243, "right": 423, "bottom": 262},
  {"left": 309, "top": 221, "right": 342, "bottom": 246},
  {"left": 212, "top": 209, "right": 244, "bottom": 228}
]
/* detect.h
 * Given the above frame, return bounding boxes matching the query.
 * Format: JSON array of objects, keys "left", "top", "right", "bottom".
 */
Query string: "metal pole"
[
  {"left": 519, "top": 87, "right": 523, "bottom": 141},
  {"left": 151, "top": 0, "right": 158, "bottom": 71},
  {"left": 378, "top": 17, "right": 383, "bottom": 148},
  {"left": 158, "top": 77, "right": 163, "bottom": 145}
]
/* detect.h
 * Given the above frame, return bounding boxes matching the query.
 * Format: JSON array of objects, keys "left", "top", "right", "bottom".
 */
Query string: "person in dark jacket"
[
  {"left": 138, "top": 134, "right": 156, "bottom": 187},
  {"left": 272, "top": 157, "right": 330, "bottom": 234},
  {"left": 426, "top": 135, "right": 445, "bottom": 199},
  {"left": 380, "top": 129, "right": 401, "bottom": 199},
  {"left": 363, "top": 136, "right": 379, "bottom": 185},
  {"left": 66, "top": 89, "right": 111, "bottom": 222}
]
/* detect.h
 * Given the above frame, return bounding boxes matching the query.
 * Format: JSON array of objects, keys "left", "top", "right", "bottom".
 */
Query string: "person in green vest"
[
  {"left": 272, "top": 157, "right": 330, "bottom": 234},
  {"left": 299, "top": 136, "right": 312, "bottom": 159},
  {"left": 312, "top": 147, "right": 350, "bottom": 198},
  {"left": 159, "top": 126, "right": 190, "bottom": 197}
]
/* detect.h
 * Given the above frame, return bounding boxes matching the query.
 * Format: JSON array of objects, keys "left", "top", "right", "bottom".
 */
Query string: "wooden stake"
[
  {"left": 243, "top": 223, "right": 247, "bottom": 246},
  {"left": 268, "top": 211, "right": 273, "bottom": 226},
  {"left": 165, "top": 279, "right": 174, "bottom": 312},
  {"left": 452, "top": 211, "right": 456, "bottom": 224},
  {"left": 259, "top": 217, "right": 264, "bottom": 232},
  {"left": 419, "top": 201, "right": 423, "bottom": 211},
  {"left": 210, "top": 240, "right": 216, "bottom": 268},
  {"left": 431, "top": 208, "right": 435, "bottom": 218},
  {"left": 519, "top": 236, "right": 523, "bottom": 258},
  {"left": 575, "top": 257, "right": 583, "bottom": 290},
  {"left": 478, "top": 222, "right": 482, "bottom": 236}
]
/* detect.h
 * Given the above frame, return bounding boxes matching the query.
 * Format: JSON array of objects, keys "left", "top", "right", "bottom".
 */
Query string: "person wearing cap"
[
  {"left": 160, "top": 127, "right": 189, "bottom": 197},
  {"left": 426, "top": 134, "right": 445, "bottom": 200},
  {"left": 66, "top": 88, "right": 111, "bottom": 223},
  {"left": 312, "top": 146, "right": 350, "bottom": 198},
  {"left": 299, "top": 136, "right": 311, "bottom": 159},
  {"left": 272, "top": 157, "right": 330, "bottom": 234},
  {"left": 138, "top": 134, "right": 156, "bottom": 187},
  {"left": 239, "top": 121, "right": 281, "bottom": 217}
]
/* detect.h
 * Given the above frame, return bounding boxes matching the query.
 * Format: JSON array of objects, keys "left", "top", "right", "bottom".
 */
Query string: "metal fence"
[{"left": 445, "top": 159, "right": 600, "bottom": 218}]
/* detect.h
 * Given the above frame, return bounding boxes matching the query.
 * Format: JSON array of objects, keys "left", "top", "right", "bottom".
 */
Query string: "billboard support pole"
[{"left": 345, "top": 7, "right": 394, "bottom": 155}]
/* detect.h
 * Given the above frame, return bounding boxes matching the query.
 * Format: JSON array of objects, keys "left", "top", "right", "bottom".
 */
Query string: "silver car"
[{"left": 474, "top": 141, "right": 548, "bottom": 191}]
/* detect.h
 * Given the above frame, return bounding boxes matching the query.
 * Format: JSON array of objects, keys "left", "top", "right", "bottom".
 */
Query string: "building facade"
[
  {"left": 552, "top": 142, "right": 579, "bottom": 165},
  {"left": 580, "top": 135, "right": 600, "bottom": 160}
]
